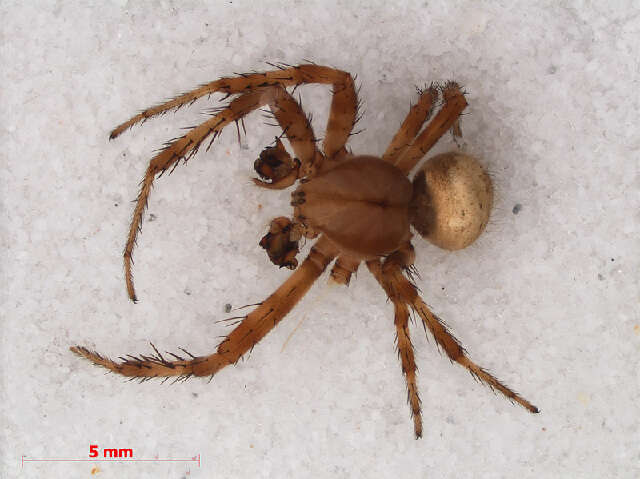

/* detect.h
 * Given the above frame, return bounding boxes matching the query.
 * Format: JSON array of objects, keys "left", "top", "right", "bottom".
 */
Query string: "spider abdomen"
[
  {"left": 409, "top": 152, "right": 493, "bottom": 250},
  {"left": 293, "top": 156, "right": 412, "bottom": 259}
]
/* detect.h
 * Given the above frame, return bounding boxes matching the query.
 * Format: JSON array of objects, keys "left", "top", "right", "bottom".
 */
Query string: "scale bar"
[{"left": 22, "top": 455, "right": 200, "bottom": 467}]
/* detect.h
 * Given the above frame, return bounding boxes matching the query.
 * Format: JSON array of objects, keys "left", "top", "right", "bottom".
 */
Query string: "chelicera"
[{"left": 72, "top": 63, "right": 538, "bottom": 438}]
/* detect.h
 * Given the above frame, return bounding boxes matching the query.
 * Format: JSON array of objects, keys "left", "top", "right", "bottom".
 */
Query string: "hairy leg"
[
  {"left": 111, "top": 64, "right": 357, "bottom": 160},
  {"left": 123, "top": 88, "right": 269, "bottom": 301},
  {"left": 321, "top": 70, "right": 358, "bottom": 160},
  {"left": 413, "top": 296, "right": 538, "bottom": 413},
  {"left": 262, "top": 89, "right": 324, "bottom": 177},
  {"left": 367, "top": 244, "right": 539, "bottom": 416},
  {"left": 123, "top": 85, "right": 323, "bottom": 301},
  {"left": 367, "top": 258, "right": 423, "bottom": 438},
  {"left": 382, "top": 85, "right": 438, "bottom": 164},
  {"left": 71, "top": 237, "right": 338, "bottom": 378},
  {"left": 254, "top": 80, "right": 328, "bottom": 189},
  {"left": 394, "top": 82, "right": 467, "bottom": 175}
]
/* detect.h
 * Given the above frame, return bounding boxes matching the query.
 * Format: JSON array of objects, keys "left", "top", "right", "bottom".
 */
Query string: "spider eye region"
[{"left": 292, "top": 156, "right": 412, "bottom": 259}]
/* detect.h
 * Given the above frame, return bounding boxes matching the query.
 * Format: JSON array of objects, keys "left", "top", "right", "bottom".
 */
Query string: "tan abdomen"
[{"left": 293, "top": 156, "right": 412, "bottom": 259}]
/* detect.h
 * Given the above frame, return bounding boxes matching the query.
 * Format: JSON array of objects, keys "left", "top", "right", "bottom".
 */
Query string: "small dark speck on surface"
[
  {"left": 224, "top": 303, "right": 232, "bottom": 313},
  {"left": 192, "top": 392, "right": 198, "bottom": 398},
  {"left": 148, "top": 213, "right": 157, "bottom": 222},
  {"left": 610, "top": 258, "right": 615, "bottom": 262},
  {"left": 114, "top": 203, "right": 118, "bottom": 207},
  {"left": 598, "top": 273, "right": 604, "bottom": 280},
  {"left": 184, "top": 288, "right": 192, "bottom": 296},
  {"left": 547, "top": 65, "right": 557, "bottom": 74},
  {"left": 512, "top": 203, "right": 523, "bottom": 214}
]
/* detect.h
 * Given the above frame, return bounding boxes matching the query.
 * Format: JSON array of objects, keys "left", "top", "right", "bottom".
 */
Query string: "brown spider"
[{"left": 71, "top": 64, "right": 538, "bottom": 438}]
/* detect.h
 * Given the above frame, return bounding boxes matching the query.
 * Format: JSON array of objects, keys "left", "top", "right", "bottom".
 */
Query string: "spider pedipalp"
[
  {"left": 253, "top": 137, "right": 301, "bottom": 190},
  {"left": 259, "top": 216, "right": 301, "bottom": 270}
]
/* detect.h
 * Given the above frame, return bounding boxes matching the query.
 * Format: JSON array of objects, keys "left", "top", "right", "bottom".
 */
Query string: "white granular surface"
[{"left": 2, "top": 2, "right": 638, "bottom": 478}]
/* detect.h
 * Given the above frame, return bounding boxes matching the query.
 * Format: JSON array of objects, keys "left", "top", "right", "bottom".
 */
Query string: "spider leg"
[
  {"left": 392, "top": 299, "right": 422, "bottom": 438},
  {"left": 368, "top": 257, "right": 423, "bottom": 438},
  {"left": 329, "top": 254, "right": 360, "bottom": 286},
  {"left": 124, "top": 85, "right": 324, "bottom": 301},
  {"left": 111, "top": 65, "right": 357, "bottom": 162},
  {"left": 71, "top": 237, "right": 338, "bottom": 378},
  {"left": 412, "top": 294, "right": 539, "bottom": 413},
  {"left": 394, "top": 82, "right": 467, "bottom": 175},
  {"left": 382, "top": 85, "right": 438, "bottom": 164},
  {"left": 321, "top": 70, "right": 358, "bottom": 161},
  {"left": 261, "top": 88, "right": 324, "bottom": 178},
  {"left": 367, "top": 244, "right": 539, "bottom": 422},
  {"left": 124, "top": 87, "right": 272, "bottom": 301}
]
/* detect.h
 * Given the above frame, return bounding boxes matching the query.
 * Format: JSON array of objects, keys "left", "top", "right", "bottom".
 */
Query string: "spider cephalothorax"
[{"left": 71, "top": 64, "right": 538, "bottom": 438}]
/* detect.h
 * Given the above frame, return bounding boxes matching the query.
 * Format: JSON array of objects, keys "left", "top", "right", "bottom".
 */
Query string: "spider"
[{"left": 71, "top": 63, "right": 538, "bottom": 438}]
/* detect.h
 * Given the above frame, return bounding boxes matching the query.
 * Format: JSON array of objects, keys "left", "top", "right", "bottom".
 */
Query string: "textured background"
[{"left": 2, "top": 1, "right": 638, "bottom": 478}]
